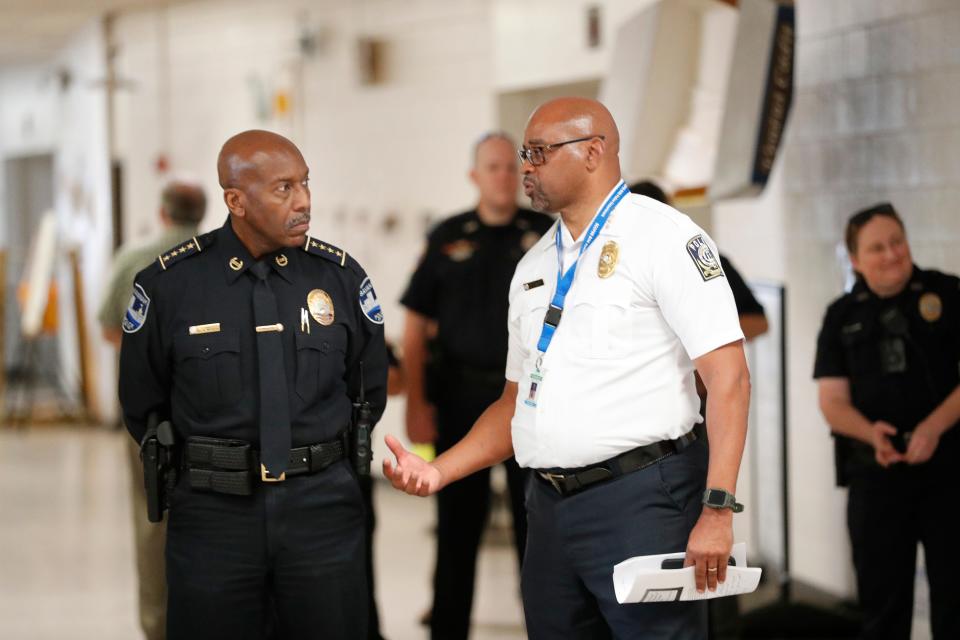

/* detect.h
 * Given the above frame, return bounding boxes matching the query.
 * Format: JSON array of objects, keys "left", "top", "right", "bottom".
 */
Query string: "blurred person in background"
[
  {"left": 815, "top": 203, "right": 960, "bottom": 640},
  {"left": 400, "top": 131, "right": 553, "bottom": 639},
  {"left": 98, "top": 176, "right": 206, "bottom": 640}
]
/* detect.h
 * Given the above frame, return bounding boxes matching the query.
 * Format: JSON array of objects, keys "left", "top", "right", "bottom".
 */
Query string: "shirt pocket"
[
  {"left": 295, "top": 328, "right": 348, "bottom": 405},
  {"left": 173, "top": 329, "right": 242, "bottom": 414},
  {"left": 566, "top": 277, "right": 634, "bottom": 359},
  {"left": 518, "top": 285, "right": 552, "bottom": 353},
  {"left": 839, "top": 322, "right": 877, "bottom": 377}
]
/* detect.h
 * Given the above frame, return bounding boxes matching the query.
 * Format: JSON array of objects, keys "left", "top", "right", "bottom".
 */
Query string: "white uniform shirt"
[{"left": 505, "top": 187, "right": 743, "bottom": 469}]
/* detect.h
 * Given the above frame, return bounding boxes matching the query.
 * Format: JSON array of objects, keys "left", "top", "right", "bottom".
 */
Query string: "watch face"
[{"left": 707, "top": 489, "right": 727, "bottom": 505}]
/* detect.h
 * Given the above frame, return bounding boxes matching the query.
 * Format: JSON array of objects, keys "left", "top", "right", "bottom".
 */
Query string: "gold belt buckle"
[{"left": 261, "top": 463, "right": 286, "bottom": 482}]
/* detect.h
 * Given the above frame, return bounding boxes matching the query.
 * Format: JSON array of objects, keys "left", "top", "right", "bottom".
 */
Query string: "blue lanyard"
[{"left": 535, "top": 180, "right": 628, "bottom": 358}]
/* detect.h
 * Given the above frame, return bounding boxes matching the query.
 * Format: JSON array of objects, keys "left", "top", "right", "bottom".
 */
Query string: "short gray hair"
[{"left": 472, "top": 130, "right": 516, "bottom": 165}]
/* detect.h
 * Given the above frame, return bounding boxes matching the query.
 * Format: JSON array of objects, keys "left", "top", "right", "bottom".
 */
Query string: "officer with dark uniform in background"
[
  {"left": 815, "top": 203, "right": 960, "bottom": 640},
  {"left": 119, "top": 129, "right": 387, "bottom": 639},
  {"left": 401, "top": 131, "right": 553, "bottom": 639},
  {"left": 98, "top": 176, "right": 206, "bottom": 640}
]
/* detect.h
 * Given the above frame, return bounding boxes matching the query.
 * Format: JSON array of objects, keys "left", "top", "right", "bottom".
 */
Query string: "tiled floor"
[{"left": 0, "top": 425, "right": 525, "bottom": 640}]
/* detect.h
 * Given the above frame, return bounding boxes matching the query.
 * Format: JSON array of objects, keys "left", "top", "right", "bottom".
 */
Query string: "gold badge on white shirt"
[{"left": 598, "top": 241, "right": 619, "bottom": 279}]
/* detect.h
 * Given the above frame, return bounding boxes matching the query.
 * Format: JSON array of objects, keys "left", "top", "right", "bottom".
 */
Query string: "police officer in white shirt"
[{"left": 383, "top": 97, "right": 750, "bottom": 639}]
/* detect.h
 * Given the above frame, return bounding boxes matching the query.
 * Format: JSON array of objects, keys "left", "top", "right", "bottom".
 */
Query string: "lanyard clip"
[{"left": 544, "top": 305, "right": 563, "bottom": 328}]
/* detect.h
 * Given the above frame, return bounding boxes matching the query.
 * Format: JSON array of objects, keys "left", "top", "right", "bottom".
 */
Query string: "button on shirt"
[{"left": 505, "top": 190, "right": 743, "bottom": 469}]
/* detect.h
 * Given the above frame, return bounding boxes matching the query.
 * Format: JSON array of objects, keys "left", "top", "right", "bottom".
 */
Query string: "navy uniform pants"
[
  {"left": 432, "top": 381, "right": 529, "bottom": 640},
  {"left": 522, "top": 438, "right": 709, "bottom": 640},
  {"left": 166, "top": 459, "right": 368, "bottom": 639},
  {"left": 847, "top": 462, "right": 960, "bottom": 640}
]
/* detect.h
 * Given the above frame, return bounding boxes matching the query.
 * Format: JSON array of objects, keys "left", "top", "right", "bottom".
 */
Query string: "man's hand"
[
  {"left": 383, "top": 434, "right": 443, "bottom": 496},
  {"left": 905, "top": 422, "right": 940, "bottom": 465},
  {"left": 405, "top": 397, "right": 437, "bottom": 444},
  {"left": 871, "top": 420, "right": 905, "bottom": 467},
  {"left": 684, "top": 508, "right": 733, "bottom": 593}
]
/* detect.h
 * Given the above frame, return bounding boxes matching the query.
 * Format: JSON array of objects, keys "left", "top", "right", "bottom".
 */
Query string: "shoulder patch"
[
  {"left": 685, "top": 234, "right": 724, "bottom": 281},
  {"left": 303, "top": 236, "right": 347, "bottom": 267},
  {"left": 359, "top": 277, "right": 384, "bottom": 325},
  {"left": 157, "top": 236, "right": 204, "bottom": 271},
  {"left": 122, "top": 283, "right": 150, "bottom": 333}
]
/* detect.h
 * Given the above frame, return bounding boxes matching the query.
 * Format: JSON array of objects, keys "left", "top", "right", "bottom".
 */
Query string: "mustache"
[{"left": 287, "top": 213, "right": 311, "bottom": 229}]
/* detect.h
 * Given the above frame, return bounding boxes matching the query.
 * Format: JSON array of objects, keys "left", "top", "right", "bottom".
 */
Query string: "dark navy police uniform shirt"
[
  {"left": 813, "top": 266, "right": 960, "bottom": 485},
  {"left": 400, "top": 208, "right": 553, "bottom": 371},
  {"left": 119, "top": 217, "right": 387, "bottom": 447}
]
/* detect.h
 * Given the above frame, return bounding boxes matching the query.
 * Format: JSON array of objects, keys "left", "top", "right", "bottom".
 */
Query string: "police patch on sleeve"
[
  {"left": 359, "top": 277, "right": 384, "bottom": 325},
  {"left": 685, "top": 235, "right": 724, "bottom": 281},
  {"left": 122, "top": 283, "right": 151, "bottom": 333}
]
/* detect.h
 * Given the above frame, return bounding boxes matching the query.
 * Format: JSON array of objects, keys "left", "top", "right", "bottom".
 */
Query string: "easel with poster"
[{"left": 2, "top": 212, "right": 92, "bottom": 427}]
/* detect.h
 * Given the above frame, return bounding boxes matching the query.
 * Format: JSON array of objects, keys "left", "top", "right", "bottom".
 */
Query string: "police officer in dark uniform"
[
  {"left": 119, "top": 129, "right": 387, "bottom": 639},
  {"left": 401, "top": 131, "right": 552, "bottom": 640},
  {"left": 814, "top": 203, "right": 960, "bottom": 640}
]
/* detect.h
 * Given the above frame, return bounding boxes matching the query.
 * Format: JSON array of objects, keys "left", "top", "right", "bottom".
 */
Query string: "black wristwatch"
[{"left": 702, "top": 488, "right": 744, "bottom": 513}]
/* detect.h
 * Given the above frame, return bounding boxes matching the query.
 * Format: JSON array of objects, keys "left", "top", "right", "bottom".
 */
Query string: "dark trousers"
[
  {"left": 360, "top": 475, "right": 385, "bottom": 640},
  {"left": 431, "top": 388, "right": 529, "bottom": 640},
  {"left": 166, "top": 460, "right": 368, "bottom": 640},
  {"left": 847, "top": 464, "right": 960, "bottom": 640},
  {"left": 521, "top": 438, "right": 709, "bottom": 640}
]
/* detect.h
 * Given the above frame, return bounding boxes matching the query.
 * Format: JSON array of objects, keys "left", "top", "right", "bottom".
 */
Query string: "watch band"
[{"left": 702, "top": 487, "right": 744, "bottom": 513}]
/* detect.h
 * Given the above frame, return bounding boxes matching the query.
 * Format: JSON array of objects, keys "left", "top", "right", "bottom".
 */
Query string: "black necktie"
[{"left": 249, "top": 261, "right": 291, "bottom": 477}]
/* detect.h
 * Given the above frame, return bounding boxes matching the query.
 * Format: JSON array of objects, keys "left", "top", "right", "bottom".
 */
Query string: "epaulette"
[
  {"left": 303, "top": 236, "right": 348, "bottom": 267},
  {"left": 156, "top": 233, "right": 212, "bottom": 270}
]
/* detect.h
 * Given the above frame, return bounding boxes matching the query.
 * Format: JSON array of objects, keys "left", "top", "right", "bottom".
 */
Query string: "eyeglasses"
[{"left": 517, "top": 135, "right": 605, "bottom": 167}]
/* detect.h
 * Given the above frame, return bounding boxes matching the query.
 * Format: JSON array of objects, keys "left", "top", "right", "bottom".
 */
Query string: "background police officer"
[
  {"left": 385, "top": 98, "right": 750, "bottom": 639},
  {"left": 400, "top": 131, "right": 552, "bottom": 639},
  {"left": 119, "top": 130, "right": 387, "bottom": 639},
  {"left": 815, "top": 203, "right": 960, "bottom": 639},
  {"left": 98, "top": 176, "right": 206, "bottom": 640}
]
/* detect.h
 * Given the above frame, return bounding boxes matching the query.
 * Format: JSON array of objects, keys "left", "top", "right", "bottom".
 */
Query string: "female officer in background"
[{"left": 814, "top": 202, "right": 960, "bottom": 640}]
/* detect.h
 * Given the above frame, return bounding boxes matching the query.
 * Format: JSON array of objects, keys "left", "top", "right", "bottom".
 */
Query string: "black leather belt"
[
  {"left": 535, "top": 424, "right": 704, "bottom": 497},
  {"left": 184, "top": 434, "right": 346, "bottom": 496}
]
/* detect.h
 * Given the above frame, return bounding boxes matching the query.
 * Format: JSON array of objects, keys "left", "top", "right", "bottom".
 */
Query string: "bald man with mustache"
[
  {"left": 384, "top": 99, "right": 749, "bottom": 638},
  {"left": 119, "top": 130, "right": 387, "bottom": 639}
]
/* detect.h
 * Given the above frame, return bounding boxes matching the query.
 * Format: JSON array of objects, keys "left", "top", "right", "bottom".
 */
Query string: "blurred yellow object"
[
  {"left": 17, "top": 281, "right": 58, "bottom": 334},
  {"left": 410, "top": 443, "right": 436, "bottom": 463},
  {"left": 274, "top": 91, "right": 290, "bottom": 116}
]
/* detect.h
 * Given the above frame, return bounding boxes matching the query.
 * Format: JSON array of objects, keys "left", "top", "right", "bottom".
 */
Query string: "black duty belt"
[
  {"left": 184, "top": 434, "right": 346, "bottom": 496},
  {"left": 535, "top": 424, "right": 704, "bottom": 497}
]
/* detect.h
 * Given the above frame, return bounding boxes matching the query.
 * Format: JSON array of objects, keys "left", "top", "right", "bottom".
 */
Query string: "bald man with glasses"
[{"left": 385, "top": 99, "right": 750, "bottom": 639}]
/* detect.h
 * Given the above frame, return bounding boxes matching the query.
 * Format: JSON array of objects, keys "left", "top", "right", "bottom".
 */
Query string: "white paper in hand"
[{"left": 613, "top": 542, "right": 762, "bottom": 604}]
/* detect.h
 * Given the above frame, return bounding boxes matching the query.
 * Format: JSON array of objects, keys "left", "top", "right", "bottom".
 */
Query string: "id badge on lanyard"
[{"left": 523, "top": 181, "right": 628, "bottom": 408}]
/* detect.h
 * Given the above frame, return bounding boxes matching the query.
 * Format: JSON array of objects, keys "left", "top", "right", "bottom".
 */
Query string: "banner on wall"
[{"left": 711, "top": 0, "right": 795, "bottom": 200}]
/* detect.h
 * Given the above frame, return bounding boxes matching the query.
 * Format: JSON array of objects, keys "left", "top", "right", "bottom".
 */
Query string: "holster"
[{"left": 140, "top": 414, "right": 178, "bottom": 523}]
